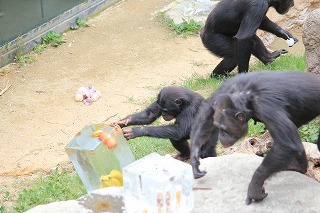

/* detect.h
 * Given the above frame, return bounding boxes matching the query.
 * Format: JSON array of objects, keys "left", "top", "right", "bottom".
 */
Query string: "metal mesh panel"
[{"left": 0, "top": 0, "right": 85, "bottom": 46}]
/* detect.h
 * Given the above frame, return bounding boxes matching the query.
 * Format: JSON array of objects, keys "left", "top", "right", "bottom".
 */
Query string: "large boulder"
[
  {"left": 303, "top": 8, "right": 320, "bottom": 75},
  {"left": 26, "top": 154, "right": 320, "bottom": 213}
]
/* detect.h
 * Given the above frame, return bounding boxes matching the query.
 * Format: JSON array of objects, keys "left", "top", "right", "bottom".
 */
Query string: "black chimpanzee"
[
  {"left": 114, "top": 86, "right": 218, "bottom": 161},
  {"left": 201, "top": 0, "right": 298, "bottom": 77},
  {"left": 190, "top": 71, "right": 320, "bottom": 204}
]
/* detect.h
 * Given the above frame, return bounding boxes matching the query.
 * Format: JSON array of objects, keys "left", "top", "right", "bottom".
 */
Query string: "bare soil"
[{"left": 0, "top": 0, "right": 306, "bottom": 205}]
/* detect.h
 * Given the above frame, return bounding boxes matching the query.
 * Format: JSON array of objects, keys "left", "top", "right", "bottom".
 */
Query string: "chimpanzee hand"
[
  {"left": 122, "top": 127, "right": 145, "bottom": 140},
  {"left": 114, "top": 118, "right": 131, "bottom": 128},
  {"left": 245, "top": 181, "right": 268, "bottom": 205}
]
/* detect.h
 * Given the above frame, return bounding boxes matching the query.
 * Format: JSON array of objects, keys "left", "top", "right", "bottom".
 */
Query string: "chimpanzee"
[
  {"left": 114, "top": 86, "right": 218, "bottom": 160},
  {"left": 190, "top": 71, "right": 320, "bottom": 204},
  {"left": 201, "top": 0, "right": 298, "bottom": 77}
]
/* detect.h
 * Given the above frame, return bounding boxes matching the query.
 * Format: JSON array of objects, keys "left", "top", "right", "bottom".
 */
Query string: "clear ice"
[
  {"left": 123, "top": 153, "right": 194, "bottom": 213},
  {"left": 65, "top": 123, "right": 135, "bottom": 192}
]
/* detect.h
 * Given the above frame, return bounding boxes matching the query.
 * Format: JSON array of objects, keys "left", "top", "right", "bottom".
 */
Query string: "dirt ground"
[{"left": 0, "top": 0, "right": 307, "bottom": 203}]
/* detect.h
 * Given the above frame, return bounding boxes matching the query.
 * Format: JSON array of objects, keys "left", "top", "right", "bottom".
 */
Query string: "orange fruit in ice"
[{"left": 99, "top": 132, "right": 118, "bottom": 149}]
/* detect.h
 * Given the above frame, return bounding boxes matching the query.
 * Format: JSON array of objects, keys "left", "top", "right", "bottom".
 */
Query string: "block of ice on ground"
[
  {"left": 65, "top": 123, "right": 135, "bottom": 192},
  {"left": 123, "top": 153, "right": 194, "bottom": 213}
]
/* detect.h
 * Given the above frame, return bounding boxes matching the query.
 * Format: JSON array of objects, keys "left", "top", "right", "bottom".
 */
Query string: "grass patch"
[
  {"left": 9, "top": 168, "right": 86, "bottom": 213},
  {"left": 70, "top": 18, "right": 89, "bottom": 30},
  {"left": 299, "top": 118, "right": 320, "bottom": 144},
  {"left": 129, "top": 137, "right": 177, "bottom": 160},
  {"left": 14, "top": 45, "right": 36, "bottom": 67},
  {"left": 250, "top": 54, "right": 306, "bottom": 71},
  {"left": 181, "top": 73, "right": 225, "bottom": 98},
  {"left": 157, "top": 12, "right": 202, "bottom": 37},
  {"left": 41, "top": 31, "right": 65, "bottom": 47}
]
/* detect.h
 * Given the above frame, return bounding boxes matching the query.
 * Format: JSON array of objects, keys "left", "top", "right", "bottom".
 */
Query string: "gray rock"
[
  {"left": 25, "top": 187, "right": 125, "bottom": 213},
  {"left": 154, "top": 0, "right": 218, "bottom": 25},
  {"left": 193, "top": 153, "right": 320, "bottom": 213},
  {"left": 303, "top": 8, "right": 320, "bottom": 75},
  {"left": 26, "top": 154, "right": 320, "bottom": 213}
]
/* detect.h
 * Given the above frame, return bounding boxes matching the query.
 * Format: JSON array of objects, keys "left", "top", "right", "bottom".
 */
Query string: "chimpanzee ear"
[
  {"left": 175, "top": 98, "right": 183, "bottom": 106},
  {"left": 235, "top": 112, "right": 246, "bottom": 122}
]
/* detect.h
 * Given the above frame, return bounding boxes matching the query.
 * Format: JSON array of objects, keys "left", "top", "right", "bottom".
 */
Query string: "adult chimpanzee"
[
  {"left": 190, "top": 71, "right": 320, "bottom": 204},
  {"left": 201, "top": 0, "right": 298, "bottom": 77},
  {"left": 114, "top": 86, "right": 218, "bottom": 160}
]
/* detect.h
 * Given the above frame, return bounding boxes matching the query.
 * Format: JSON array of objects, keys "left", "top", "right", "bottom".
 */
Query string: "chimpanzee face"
[
  {"left": 275, "top": 0, "right": 294, "bottom": 15},
  {"left": 158, "top": 91, "right": 183, "bottom": 121},
  {"left": 213, "top": 95, "right": 248, "bottom": 147},
  {"left": 161, "top": 108, "right": 176, "bottom": 121}
]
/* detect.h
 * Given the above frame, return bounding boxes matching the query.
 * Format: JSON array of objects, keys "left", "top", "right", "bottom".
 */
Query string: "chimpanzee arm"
[
  {"left": 190, "top": 101, "right": 216, "bottom": 178},
  {"left": 234, "top": 4, "right": 268, "bottom": 72},
  {"left": 259, "top": 17, "right": 296, "bottom": 40},
  {"left": 116, "top": 102, "right": 162, "bottom": 127},
  {"left": 123, "top": 106, "right": 195, "bottom": 140},
  {"left": 246, "top": 105, "right": 307, "bottom": 204}
]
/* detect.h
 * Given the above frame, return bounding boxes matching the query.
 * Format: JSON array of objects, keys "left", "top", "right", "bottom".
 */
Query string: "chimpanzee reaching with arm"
[
  {"left": 201, "top": 0, "right": 298, "bottom": 77},
  {"left": 190, "top": 71, "right": 320, "bottom": 204},
  {"left": 114, "top": 86, "right": 218, "bottom": 160}
]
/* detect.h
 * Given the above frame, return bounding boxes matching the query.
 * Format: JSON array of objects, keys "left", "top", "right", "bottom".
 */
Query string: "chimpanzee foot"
[
  {"left": 278, "top": 49, "right": 288, "bottom": 54},
  {"left": 210, "top": 72, "right": 226, "bottom": 79},
  {"left": 246, "top": 184, "right": 268, "bottom": 205}
]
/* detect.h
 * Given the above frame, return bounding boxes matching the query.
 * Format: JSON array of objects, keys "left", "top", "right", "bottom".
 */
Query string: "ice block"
[
  {"left": 123, "top": 153, "right": 194, "bottom": 213},
  {"left": 65, "top": 123, "right": 135, "bottom": 192}
]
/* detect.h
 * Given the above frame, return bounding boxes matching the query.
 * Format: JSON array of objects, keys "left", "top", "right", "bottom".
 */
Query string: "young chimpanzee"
[
  {"left": 190, "top": 71, "right": 320, "bottom": 204},
  {"left": 201, "top": 0, "right": 298, "bottom": 77},
  {"left": 114, "top": 86, "right": 218, "bottom": 161}
]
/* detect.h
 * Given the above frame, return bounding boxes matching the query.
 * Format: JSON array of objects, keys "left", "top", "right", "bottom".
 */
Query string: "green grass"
[
  {"left": 299, "top": 118, "right": 320, "bottom": 144},
  {"left": 14, "top": 45, "right": 36, "bottom": 67},
  {"left": 129, "top": 137, "right": 177, "bottom": 160},
  {"left": 157, "top": 12, "right": 202, "bottom": 37},
  {"left": 8, "top": 168, "right": 86, "bottom": 213},
  {"left": 250, "top": 54, "right": 306, "bottom": 71},
  {"left": 41, "top": 31, "right": 65, "bottom": 47}
]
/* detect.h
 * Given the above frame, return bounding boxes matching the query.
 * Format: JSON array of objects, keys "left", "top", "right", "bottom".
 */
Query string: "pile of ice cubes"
[{"left": 123, "top": 153, "right": 194, "bottom": 213}]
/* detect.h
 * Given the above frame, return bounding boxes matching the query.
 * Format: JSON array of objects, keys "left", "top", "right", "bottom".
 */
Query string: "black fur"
[
  {"left": 201, "top": 0, "right": 297, "bottom": 77},
  {"left": 190, "top": 71, "right": 320, "bottom": 204},
  {"left": 115, "top": 86, "right": 218, "bottom": 160}
]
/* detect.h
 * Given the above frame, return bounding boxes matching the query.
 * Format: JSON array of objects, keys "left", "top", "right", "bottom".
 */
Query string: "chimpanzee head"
[
  {"left": 157, "top": 87, "right": 185, "bottom": 121},
  {"left": 273, "top": 0, "right": 294, "bottom": 15},
  {"left": 213, "top": 94, "right": 248, "bottom": 147}
]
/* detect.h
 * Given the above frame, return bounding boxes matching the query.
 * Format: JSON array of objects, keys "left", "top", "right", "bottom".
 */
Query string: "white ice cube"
[{"left": 123, "top": 153, "right": 194, "bottom": 213}]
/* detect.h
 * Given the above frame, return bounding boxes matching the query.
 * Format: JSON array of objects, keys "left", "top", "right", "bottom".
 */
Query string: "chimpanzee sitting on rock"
[
  {"left": 114, "top": 86, "right": 218, "bottom": 161},
  {"left": 190, "top": 71, "right": 320, "bottom": 204},
  {"left": 201, "top": 0, "right": 298, "bottom": 77}
]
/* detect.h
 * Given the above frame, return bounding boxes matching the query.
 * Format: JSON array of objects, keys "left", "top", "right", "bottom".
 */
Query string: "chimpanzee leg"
[
  {"left": 286, "top": 149, "right": 308, "bottom": 173},
  {"left": 234, "top": 38, "right": 253, "bottom": 73},
  {"left": 200, "top": 31, "right": 236, "bottom": 77},
  {"left": 171, "top": 139, "right": 190, "bottom": 160},
  {"left": 246, "top": 142, "right": 306, "bottom": 205},
  {"left": 200, "top": 129, "right": 219, "bottom": 158},
  {"left": 251, "top": 35, "right": 287, "bottom": 64},
  {"left": 211, "top": 58, "right": 237, "bottom": 78}
]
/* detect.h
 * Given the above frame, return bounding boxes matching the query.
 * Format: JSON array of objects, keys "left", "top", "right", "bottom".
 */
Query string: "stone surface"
[
  {"left": 302, "top": 8, "right": 320, "bottom": 75},
  {"left": 155, "top": 0, "right": 217, "bottom": 24},
  {"left": 26, "top": 154, "right": 320, "bottom": 213}
]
